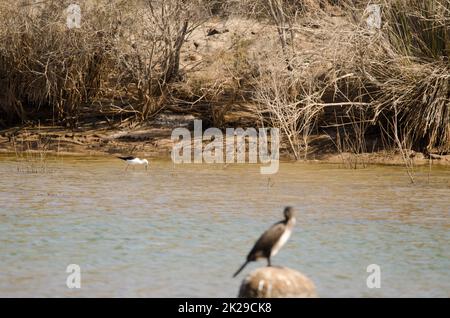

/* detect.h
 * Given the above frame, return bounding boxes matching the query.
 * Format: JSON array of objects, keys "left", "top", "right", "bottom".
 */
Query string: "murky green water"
[{"left": 0, "top": 155, "right": 449, "bottom": 297}]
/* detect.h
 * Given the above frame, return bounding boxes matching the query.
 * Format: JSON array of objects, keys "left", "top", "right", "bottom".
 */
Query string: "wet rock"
[{"left": 238, "top": 267, "right": 317, "bottom": 298}]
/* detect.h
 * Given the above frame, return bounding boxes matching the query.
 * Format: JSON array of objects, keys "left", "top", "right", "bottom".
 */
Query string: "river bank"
[
  {"left": 1, "top": 117, "right": 449, "bottom": 167},
  {"left": 1, "top": 1, "right": 449, "bottom": 163}
]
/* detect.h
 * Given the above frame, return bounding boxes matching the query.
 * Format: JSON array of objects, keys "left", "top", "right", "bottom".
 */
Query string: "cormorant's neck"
[{"left": 285, "top": 216, "right": 296, "bottom": 226}]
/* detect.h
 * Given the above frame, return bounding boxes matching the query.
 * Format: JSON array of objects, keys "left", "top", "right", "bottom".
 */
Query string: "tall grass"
[
  {"left": 366, "top": 0, "right": 450, "bottom": 153},
  {"left": 0, "top": 1, "right": 114, "bottom": 126},
  {"left": 0, "top": 0, "right": 205, "bottom": 127},
  {"left": 386, "top": 0, "right": 449, "bottom": 59},
  {"left": 0, "top": 0, "right": 448, "bottom": 158},
  {"left": 251, "top": 0, "right": 449, "bottom": 156}
]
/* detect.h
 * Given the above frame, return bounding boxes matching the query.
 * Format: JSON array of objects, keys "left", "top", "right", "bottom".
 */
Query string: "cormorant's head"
[{"left": 283, "top": 206, "right": 295, "bottom": 220}]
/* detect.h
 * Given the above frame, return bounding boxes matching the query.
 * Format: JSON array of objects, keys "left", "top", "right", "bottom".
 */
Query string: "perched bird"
[
  {"left": 117, "top": 156, "right": 149, "bottom": 171},
  {"left": 233, "top": 207, "right": 296, "bottom": 278}
]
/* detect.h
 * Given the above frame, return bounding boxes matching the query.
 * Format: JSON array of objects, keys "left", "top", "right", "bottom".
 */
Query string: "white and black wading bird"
[
  {"left": 233, "top": 206, "right": 296, "bottom": 277},
  {"left": 118, "top": 156, "right": 149, "bottom": 171}
]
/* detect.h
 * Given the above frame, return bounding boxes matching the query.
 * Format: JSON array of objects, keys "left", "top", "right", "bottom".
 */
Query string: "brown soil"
[{"left": 1, "top": 113, "right": 449, "bottom": 167}]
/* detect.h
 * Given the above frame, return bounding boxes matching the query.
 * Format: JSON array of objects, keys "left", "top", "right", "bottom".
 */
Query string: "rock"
[{"left": 238, "top": 267, "right": 317, "bottom": 298}]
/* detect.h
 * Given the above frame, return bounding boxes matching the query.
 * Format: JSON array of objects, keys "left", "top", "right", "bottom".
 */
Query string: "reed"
[
  {"left": 0, "top": 0, "right": 204, "bottom": 126},
  {"left": 249, "top": 0, "right": 449, "bottom": 158},
  {"left": 12, "top": 127, "right": 50, "bottom": 174},
  {"left": 0, "top": 0, "right": 448, "bottom": 161},
  {"left": 0, "top": 1, "right": 115, "bottom": 127}
]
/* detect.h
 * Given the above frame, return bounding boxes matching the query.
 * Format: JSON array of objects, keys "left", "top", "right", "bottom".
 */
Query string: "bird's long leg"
[
  {"left": 125, "top": 164, "right": 129, "bottom": 171},
  {"left": 267, "top": 257, "right": 271, "bottom": 267}
]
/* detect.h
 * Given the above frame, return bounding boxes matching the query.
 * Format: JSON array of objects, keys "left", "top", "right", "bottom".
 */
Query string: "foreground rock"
[{"left": 238, "top": 267, "right": 317, "bottom": 298}]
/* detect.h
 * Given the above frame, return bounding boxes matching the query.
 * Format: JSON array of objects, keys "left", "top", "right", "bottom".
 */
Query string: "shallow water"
[{"left": 0, "top": 155, "right": 449, "bottom": 297}]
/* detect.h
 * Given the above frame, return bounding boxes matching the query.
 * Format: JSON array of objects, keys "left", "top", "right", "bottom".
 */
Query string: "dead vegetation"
[
  {"left": 0, "top": 0, "right": 449, "bottom": 165},
  {"left": 11, "top": 127, "right": 52, "bottom": 173},
  {"left": 0, "top": 0, "right": 206, "bottom": 126}
]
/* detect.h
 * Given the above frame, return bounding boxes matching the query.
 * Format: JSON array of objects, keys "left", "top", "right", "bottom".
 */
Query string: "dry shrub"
[
  {"left": 0, "top": 0, "right": 205, "bottom": 126},
  {"left": 0, "top": 0, "right": 448, "bottom": 159},
  {"left": 250, "top": 0, "right": 449, "bottom": 157},
  {"left": 0, "top": 1, "right": 115, "bottom": 127},
  {"left": 168, "top": 30, "right": 259, "bottom": 128},
  {"left": 252, "top": 53, "right": 325, "bottom": 160},
  {"left": 351, "top": 0, "right": 450, "bottom": 152},
  {"left": 111, "top": 0, "right": 207, "bottom": 120},
  {"left": 211, "top": 0, "right": 357, "bottom": 18}
]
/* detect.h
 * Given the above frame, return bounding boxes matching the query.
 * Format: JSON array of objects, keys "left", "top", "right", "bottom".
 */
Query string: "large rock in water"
[{"left": 238, "top": 267, "right": 317, "bottom": 298}]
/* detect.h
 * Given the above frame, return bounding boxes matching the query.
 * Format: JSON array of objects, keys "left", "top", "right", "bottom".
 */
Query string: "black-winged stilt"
[
  {"left": 118, "top": 156, "right": 149, "bottom": 171},
  {"left": 233, "top": 206, "right": 296, "bottom": 277}
]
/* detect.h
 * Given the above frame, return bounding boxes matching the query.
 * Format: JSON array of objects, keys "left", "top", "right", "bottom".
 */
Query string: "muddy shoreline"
[{"left": 1, "top": 121, "right": 449, "bottom": 167}]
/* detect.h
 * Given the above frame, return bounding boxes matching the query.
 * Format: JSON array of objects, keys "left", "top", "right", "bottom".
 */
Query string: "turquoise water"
[{"left": 0, "top": 155, "right": 449, "bottom": 297}]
